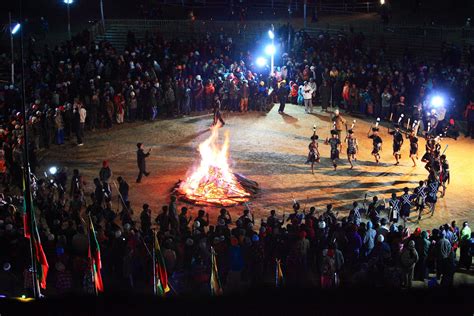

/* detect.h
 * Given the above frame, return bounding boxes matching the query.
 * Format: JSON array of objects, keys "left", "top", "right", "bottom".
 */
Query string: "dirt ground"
[{"left": 42, "top": 104, "right": 474, "bottom": 231}]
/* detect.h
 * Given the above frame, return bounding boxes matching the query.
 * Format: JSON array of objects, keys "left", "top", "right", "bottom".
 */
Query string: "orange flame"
[{"left": 178, "top": 126, "right": 251, "bottom": 206}]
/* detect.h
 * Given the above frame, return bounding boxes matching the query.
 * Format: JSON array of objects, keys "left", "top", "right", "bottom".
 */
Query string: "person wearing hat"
[
  {"left": 400, "top": 240, "right": 419, "bottom": 288},
  {"left": 388, "top": 123, "right": 404, "bottom": 165},
  {"left": 407, "top": 128, "right": 419, "bottom": 167},
  {"left": 344, "top": 129, "right": 358, "bottom": 169},
  {"left": 367, "top": 127, "right": 383, "bottom": 164},
  {"left": 136, "top": 143, "right": 151, "bottom": 183},
  {"left": 306, "top": 130, "right": 320, "bottom": 174},
  {"left": 325, "top": 129, "right": 342, "bottom": 170}
]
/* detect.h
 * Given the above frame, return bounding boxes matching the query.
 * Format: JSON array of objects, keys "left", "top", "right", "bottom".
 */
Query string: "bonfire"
[{"left": 174, "top": 126, "right": 258, "bottom": 207}]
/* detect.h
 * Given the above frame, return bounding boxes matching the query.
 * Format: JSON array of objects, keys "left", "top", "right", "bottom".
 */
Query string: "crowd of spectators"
[
  {"left": 0, "top": 21, "right": 474, "bottom": 296},
  {"left": 0, "top": 173, "right": 473, "bottom": 296}
]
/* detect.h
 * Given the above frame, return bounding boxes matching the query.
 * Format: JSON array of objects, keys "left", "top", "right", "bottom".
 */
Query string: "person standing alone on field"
[{"left": 136, "top": 143, "right": 151, "bottom": 183}]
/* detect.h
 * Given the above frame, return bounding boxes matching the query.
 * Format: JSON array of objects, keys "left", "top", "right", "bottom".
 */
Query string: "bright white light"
[
  {"left": 265, "top": 44, "right": 276, "bottom": 56},
  {"left": 268, "top": 30, "right": 275, "bottom": 39},
  {"left": 11, "top": 23, "right": 21, "bottom": 35},
  {"left": 380, "top": 0, "right": 385, "bottom": 5},
  {"left": 49, "top": 166, "right": 58, "bottom": 175},
  {"left": 256, "top": 57, "right": 267, "bottom": 67},
  {"left": 431, "top": 96, "right": 444, "bottom": 107},
  {"left": 63, "top": 0, "right": 73, "bottom": 4}
]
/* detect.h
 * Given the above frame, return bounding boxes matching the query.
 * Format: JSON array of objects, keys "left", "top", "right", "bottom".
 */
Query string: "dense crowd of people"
[
  {"left": 0, "top": 21, "right": 473, "bottom": 297},
  {"left": 0, "top": 172, "right": 473, "bottom": 296}
]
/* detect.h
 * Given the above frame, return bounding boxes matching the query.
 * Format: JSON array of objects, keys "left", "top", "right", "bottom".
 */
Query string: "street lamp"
[
  {"left": 268, "top": 30, "right": 275, "bottom": 39},
  {"left": 268, "top": 24, "right": 275, "bottom": 76},
  {"left": 256, "top": 57, "right": 267, "bottom": 68},
  {"left": 8, "top": 12, "right": 21, "bottom": 85},
  {"left": 63, "top": 0, "right": 74, "bottom": 40}
]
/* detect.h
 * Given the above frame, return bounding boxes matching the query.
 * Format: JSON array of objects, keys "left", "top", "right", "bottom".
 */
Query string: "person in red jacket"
[
  {"left": 464, "top": 99, "right": 474, "bottom": 138},
  {"left": 204, "top": 80, "right": 215, "bottom": 111},
  {"left": 114, "top": 92, "right": 125, "bottom": 124}
]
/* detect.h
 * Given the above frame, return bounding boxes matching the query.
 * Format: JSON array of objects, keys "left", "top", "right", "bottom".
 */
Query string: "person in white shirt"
[
  {"left": 74, "top": 99, "right": 87, "bottom": 146},
  {"left": 303, "top": 81, "right": 315, "bottom": 113}
]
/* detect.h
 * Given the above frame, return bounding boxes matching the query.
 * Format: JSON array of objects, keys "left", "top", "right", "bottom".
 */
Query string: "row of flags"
[
  {"left": 21, "top": 165, "right": 284, "bottom": 297},
  {"left": 22, "top": 173, "right": 104, "bottom": 296}
]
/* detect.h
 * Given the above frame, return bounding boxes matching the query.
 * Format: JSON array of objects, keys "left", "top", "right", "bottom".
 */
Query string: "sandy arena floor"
[{"left": 42, "top": 104, "right": 474, "bottom": 230}]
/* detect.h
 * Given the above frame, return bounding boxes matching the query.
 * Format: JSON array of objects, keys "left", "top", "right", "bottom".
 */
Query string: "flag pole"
[
  {"left": 152, "top": 229, "right": 157, "bottom": 296},
  {"left": 87, "top": 215, "right": 98, "bottom": 296},
  {"left": 19, "top": 0, "right": 39, "bottom": 298}
]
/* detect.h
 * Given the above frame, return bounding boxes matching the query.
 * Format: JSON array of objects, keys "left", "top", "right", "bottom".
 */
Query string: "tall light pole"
[
  {"left": 100, "top": 0, "right": 105, "bottom": 32},
  {"left": 8, "top": 13, "right": 21, "bottom": 85},
  {"left": 268, "top": 25, "right": 275, "bottom": 76},
  {"left": 64, "top": 0, "right": 73, "bottom": 40}
]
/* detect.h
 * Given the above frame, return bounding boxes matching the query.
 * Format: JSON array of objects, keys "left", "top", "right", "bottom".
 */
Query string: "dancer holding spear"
[
  {"left": 388, "top": 114, "right": 405, "bottom": 165},
  {"left": 406, "top": 120, "right": 420, "bottom": 167},
  {"left": 367, "top": 118, "right": 383, "bottom": 164},
  {"left": 325, "top": 121, "right": 342, "bottom": 170},
  {"left": 345, "top": 120, "right": 358, "bottom": 169},
  {"left": 306, "top": 125, "right": 321, "bottom": 174}
]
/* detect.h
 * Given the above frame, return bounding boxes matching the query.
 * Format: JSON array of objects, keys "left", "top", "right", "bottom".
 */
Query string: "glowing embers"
[{"left": 174, "top": 126, "right": 258, "bottom": 207}]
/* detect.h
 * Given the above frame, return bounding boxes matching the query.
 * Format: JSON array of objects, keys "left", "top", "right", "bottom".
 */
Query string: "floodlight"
[
  {"left": 11, "top": 23, "right": 21, "bottom": 35},
  {"left": 265, "top": 44, "right": 276, "bottom": 56},
  {"left": 268, "top": 30, "right": 275, "bottom": 39},
  {"left": 431, "top": 95, "right": 444, "bottom": 107},
  {"left": 256, "top": 57, "right": 267, "bottom": 67},
  {"left": 49, "top": 166, "right": 58, "bottom": 175}
]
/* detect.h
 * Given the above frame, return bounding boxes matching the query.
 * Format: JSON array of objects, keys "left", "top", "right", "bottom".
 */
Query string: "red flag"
[
  {"left": 88, "top": 217, "right": 104, "bottom": 292},
  {"left": 33, "top": 225, "right": 49, "bottom": 289}
]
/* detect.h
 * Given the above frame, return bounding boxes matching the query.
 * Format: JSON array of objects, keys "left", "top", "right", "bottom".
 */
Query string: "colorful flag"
[
  {"left": 88, "top": 216, "right": 104, "bottom": 292},
  {"left": 153, "top": 232, "right": 170, "bottom": 296},
  {"left": 32, "top": 220, "right": 49, "bottom": 289},
  {"left": 23, "top": 172, "right": 49, "bottom": 289},
  {"left": 275, "top": 258, "right": 283, "bottom": 287},
  {"left": 210, "top": 247, "right": 223, "bottom": 296}
]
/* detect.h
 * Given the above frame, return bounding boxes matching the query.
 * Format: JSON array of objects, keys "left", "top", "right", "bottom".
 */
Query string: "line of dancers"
[{"left": 307, "top": 111, "right": 450, "bottom": 220}]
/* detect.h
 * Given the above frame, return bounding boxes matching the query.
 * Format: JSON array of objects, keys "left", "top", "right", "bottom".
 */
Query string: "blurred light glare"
[
  {"left": 63, "top": 0, "right": 73, "bottom": 4},
  {"left": 49, "top": 166, "right": 58, "bottom": 175},
  {"left": 431, "top": 96, "right": 444, "bottom": 107},
  {"left": 11, "top": 23, "right": 21, "bottom": 35},
  {"left": 265, "top": 44, "right": 276, "bottom": 56},
  {"left": 380, "top": 0, "right": 385, "bottom": 4},
  {"left": 268, "top": 30, "right": 275, "bottom": 39},
  {"left": 256, "top": 57, "right": 267, "bottom": 67}
]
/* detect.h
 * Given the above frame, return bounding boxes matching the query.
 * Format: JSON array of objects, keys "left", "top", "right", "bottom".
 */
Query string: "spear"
[
  {"left": 351, "top": 119, "right": 356, "bottom": 129},
  {"left": 389, "top": 112, "right": 393, "bottom": 122},
  {"left": 441, "top": 144, "right": 448, "bottom": 155},
  {"left": 398, "top": 113, "right": 404, "bottom": 124},
  {"left": 375, "top": 117, "right": 381, "bottom": 127}
]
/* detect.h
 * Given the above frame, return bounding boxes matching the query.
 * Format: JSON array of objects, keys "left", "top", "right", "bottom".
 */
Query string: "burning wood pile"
[{"left": 173, "top": 126, "right": 258, "bottom": 207}]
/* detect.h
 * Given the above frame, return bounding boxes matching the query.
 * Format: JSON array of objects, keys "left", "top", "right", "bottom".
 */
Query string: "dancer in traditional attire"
[
  {"left": 368, "top": 127, "right": 383, "bottom": 164},
  {"left": 388, "top": 123, "right": 404, "bottom": 165},
  {"left": 325, "top": 130, "right": 342, "bottom": 170},
  {"left": 439, "top": 154, "right": 450, "bottom": 197},
  {"left": 306, "top": 127, "right": 320, "bottom": 174}
]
